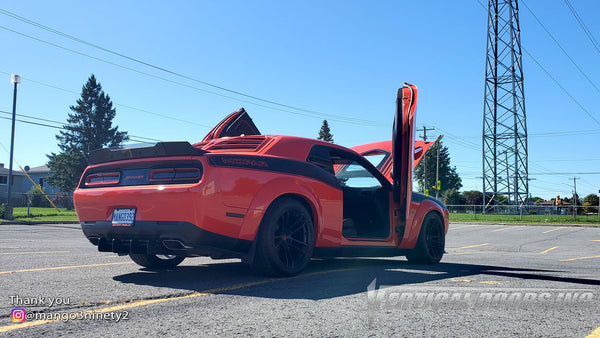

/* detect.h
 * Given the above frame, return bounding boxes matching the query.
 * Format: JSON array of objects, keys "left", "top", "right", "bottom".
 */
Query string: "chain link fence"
[
  {"left": 22, "top": 193, "right": 74, "bottom": 210},
  {"left": 446, "top": 204, "right": 600, "bottom": 218}
]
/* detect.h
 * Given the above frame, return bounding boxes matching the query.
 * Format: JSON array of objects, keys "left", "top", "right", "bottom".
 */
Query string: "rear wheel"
[
  {"left": 406, "top": 212, "right": 445, "bottom": 264},
  {"left": 129, "top": 253, "right": 185, "bottom": 269},
  {"left": 251, "top": 198, "right": 315, "bottom": 276}
]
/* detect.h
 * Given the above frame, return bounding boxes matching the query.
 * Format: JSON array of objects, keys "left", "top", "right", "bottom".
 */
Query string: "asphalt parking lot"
[{"left": 1, "top": 222, "right": 599, "bottom": 337}]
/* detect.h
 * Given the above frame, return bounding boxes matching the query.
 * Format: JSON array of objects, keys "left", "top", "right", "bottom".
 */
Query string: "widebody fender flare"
[
  {"left": 237, "top": 177, "right": 336, "bottom": 244},
  {"left": 399, "top": 198, "right": 449, "bottom": 249}
]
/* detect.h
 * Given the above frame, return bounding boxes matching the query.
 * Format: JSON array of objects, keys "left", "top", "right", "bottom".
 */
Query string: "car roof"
[{"left": 195, "top": 134, "right": 364, "bottom": 162}]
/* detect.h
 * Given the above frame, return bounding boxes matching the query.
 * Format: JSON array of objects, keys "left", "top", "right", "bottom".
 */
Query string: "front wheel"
[
  {"left": 129, "top": 253, "right": 185, "bottom": 269},
  {"left": 406, "top": 212, "right": 445, "bottom": 264},
  {"left": 251, "top": 198, "right": 315, "bottom": 276}
]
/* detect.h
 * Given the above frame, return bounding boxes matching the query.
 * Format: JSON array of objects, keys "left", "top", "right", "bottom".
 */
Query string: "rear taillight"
[
  {"left": 82, "top": 163, "right": 202, "bottom": 189},
  {"left": 85, "top": 172, "right": 120, "bottom": 186},
  {"left": 149, "top": 168, "right": 202, "bottom": 183}
]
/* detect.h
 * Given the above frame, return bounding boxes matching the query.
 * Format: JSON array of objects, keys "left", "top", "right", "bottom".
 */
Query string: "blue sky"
[{"left": 1, "top": 0, "right": 599, "bottom": 200}]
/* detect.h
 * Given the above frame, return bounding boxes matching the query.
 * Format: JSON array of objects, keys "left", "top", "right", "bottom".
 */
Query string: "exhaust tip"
[{"left": 162, "top": 239, "right": 191, "bottom": 250}]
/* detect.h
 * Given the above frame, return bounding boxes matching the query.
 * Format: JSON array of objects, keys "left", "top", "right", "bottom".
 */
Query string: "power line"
[
  {"left": 457, "top": 171, "right": 600, "bottom": 176},
  {"left": 563, "top": 0, "right": 600, "bottom": 56},
  {"left": 0, "top": 70, "right": 212, "bottom": 128},
  {"left": 521, "top": 0, "right": 600, "bottom": 97},
  {"left": 0, "top": 25, "right": 341, "bottom": 125},
  {"left": 457, "top": 129, "right": 600, "bottom": 140},
  {"left": 0, "top": 111, "right": 161, "bottom": 143},
  {"left": 533, "top": 172, "right": 600, "bottom": 176},
  {"left": 435, "top": 127, "right": 480, "bottom": 151},
  {"left": 0, "top": 9, "right": 388, "bottom": 127},
  {"left": 522, "top": 47, "right": 600, "bottom": 127},
  {"left": 474, "top": 0, "right": 600, "bottom": 128},
  {"left": 529, "top": 129, "right": 600, "bottom": 138}
]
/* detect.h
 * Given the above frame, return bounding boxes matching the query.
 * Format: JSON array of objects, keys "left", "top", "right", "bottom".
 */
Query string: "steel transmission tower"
[{"left": 482, "top": 0, "right": 529, "bottom": 211}]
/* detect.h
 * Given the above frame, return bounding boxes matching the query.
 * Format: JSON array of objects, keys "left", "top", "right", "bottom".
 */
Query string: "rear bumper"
[{"left": 81, "top": 221, "right": 252, "bottom": 259}]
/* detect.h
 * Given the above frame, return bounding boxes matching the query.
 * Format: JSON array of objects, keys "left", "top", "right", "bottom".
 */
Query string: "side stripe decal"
[{"left": 208, "top": 155, "right": 342, "bottom": 190}]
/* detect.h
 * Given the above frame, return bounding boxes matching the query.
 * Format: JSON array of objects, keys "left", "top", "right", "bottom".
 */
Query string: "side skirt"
[{"left": 312, "top": 246, "right": 408, "bottom": 258}]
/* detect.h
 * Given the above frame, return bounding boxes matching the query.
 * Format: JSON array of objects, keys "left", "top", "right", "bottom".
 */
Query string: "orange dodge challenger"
[{"left": 73, "top": 83, "right": 449, "bottom": 276}]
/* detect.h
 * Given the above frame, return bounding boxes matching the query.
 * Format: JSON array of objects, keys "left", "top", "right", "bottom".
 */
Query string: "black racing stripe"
[
  {"left": 381, "top": 158, "right": 392, "bottom": 177},
  {"left": 412, "top": 192, "right": 447, "bottom": 210},
  {"left": 208, "top": 155, "right": 342, "bottom": 189}
]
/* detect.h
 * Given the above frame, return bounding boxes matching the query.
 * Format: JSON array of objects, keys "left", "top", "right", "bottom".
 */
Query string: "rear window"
[{"left": 361, "top": 150, "right": 389, "bottom": 170}]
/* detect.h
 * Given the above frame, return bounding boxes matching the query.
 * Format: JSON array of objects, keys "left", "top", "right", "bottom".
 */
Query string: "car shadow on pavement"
[{"left": 112, "top": 257, "right": 600, "bottom": 301}]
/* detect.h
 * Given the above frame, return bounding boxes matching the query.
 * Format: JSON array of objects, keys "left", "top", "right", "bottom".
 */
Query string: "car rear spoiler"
[{"left": 88, "top": 141, "right": 207, "bottom": 165}]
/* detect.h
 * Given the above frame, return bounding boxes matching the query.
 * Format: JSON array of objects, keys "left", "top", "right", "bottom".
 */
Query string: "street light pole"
[{"left": 5, "top": 74, "right": 21, "bottom": 220}]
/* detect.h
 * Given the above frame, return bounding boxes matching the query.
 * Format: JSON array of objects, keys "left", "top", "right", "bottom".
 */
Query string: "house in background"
[
  {"left": 24, "top": 165, "right": 61, "bottom": 195},
  {"left": 0, "top": 163, "right": 61, "bottom": 206},
  {"left": 0, "top": 163, "right": 26, "bottom": 205},
  {"left": 535, "top": 199, "right": 572, "bottom": 215}
]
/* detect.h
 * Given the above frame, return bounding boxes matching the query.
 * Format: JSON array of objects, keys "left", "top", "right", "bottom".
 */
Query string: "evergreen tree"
[
  {"left": 47, "top": 74, "right": 128, "bottom": 192},
  {"left": 414, "top": 140, "right": 462, "bottom": 194},
  {"left": 317, "top": 120, "right": 334, "bottom": 143}
]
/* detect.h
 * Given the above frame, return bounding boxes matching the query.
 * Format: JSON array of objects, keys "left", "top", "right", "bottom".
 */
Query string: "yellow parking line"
[
  {"left": 591, "top": 240, "right": 600, "bottom": 242},
  {"left": 0, "top": 251, "right": 70, "bottom": 255},
  {"left": 454, "top": 243, "right": 490, "bottom": 250},
  {"left": 0, "top": 267, "right": 356, "bottom": 333},
  {"left": 543, "top": 227, "right": 566, "bottom": 234},
  {"left": 0, "top": 262, "right": 133, "bottom": 274},
  {"left": 492, "top": 227, "right": 513, "bottom": 232},
  {"left": 560, "top": 255, "right": 600, "bottom": 262},
  {"left": 587, "top": 326, "right": 600, "bottom": 337},
  {"left": 540, "top": 246, "right": 558, "bottom": 254},
  {"left": 0, "top": 280, "right": 270, "bottom": 333}
]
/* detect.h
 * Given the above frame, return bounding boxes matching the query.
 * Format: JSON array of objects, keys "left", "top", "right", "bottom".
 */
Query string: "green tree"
[
  {"left": 443, "top": 188, "right": 463, "bottom": 206},
  {"left": 414, "top": 140, "right": 462, "bottom": 194},
  {"left": 530, "top": 196, "right": 545, "bottom": 204},
  {"left": 583, "top": 194, "right": 599, "bottom": 214},
  {"left": 317, "top": 120, "right": 334, "bottom": 143},
  {"left": 47, "top": 74, "right": 128, "bottom": 192},
  {"left": 461, "top": 190, "right": 483, "bottom": 206},
  {"left": 26, "top": 186, "right": 51, "bottom": 208},
  {"left": 496, "top": 195, "right": 509, "bottom": 205}
]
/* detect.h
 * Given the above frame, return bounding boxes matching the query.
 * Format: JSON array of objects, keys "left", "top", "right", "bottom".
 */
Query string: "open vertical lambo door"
[{"left": 392, "top": 83, "right": 418, "bottom": 240}]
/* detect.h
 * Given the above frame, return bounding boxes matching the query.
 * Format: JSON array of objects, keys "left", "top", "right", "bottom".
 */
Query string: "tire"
[
  {"left": 406, "top": 212, "right": 445, "bottom": 264},
  {"left": 250, "top": 198, "right": 315, "bottom": 276},
  {"left": 129, "top": 253, "right": 185, "bottom": 269}
]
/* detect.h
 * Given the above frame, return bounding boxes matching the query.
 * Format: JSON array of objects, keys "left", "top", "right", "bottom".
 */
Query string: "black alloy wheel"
[
  {"left": 406, "top": 212, "right": 445, "bottom": 264},
  {"left": 251, "top": 198, "right": 315, "bottom": 276}
]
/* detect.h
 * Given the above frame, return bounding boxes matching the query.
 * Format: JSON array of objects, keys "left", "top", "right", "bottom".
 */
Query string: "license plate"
[{"left": 112, "top": 208, "right": 136, "bottom": 227}]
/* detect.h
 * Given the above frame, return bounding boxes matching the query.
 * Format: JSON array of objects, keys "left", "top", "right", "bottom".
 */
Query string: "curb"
[
  {"left": 450, "top": 221, "right": 600, "bottom": 228},
  {"left": 0, "top": 220, "right": 80, "bottom": 225}
]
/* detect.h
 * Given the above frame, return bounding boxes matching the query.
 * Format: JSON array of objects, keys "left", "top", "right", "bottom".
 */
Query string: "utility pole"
[
  {"left": 569, "top": 177, "right": 580, "bottom": 219},
  {"left": 420, "top": 126, "right": 434, "bottom": 195},
  {"left": 433, "top": 135, "right": 443, "bottom": 200},
  {"left": 6, "top": 74, "right": 21, "bottom": 220},
  {"left": 436, "top": 142, "right": 440, "bottom": 199}
]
